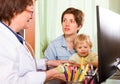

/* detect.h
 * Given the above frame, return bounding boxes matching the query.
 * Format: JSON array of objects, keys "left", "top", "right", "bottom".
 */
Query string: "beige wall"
[
  {"left": 26, "top": 11, "right": 35, "bottom": 57},
  {"left": 109, "top": 0, "right": 120, "bottom": 14}
]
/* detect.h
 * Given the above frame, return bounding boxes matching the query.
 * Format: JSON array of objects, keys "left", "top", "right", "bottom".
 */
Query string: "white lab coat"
[{"left": 0, "top": 22, "right": 46, "bottom": 84}]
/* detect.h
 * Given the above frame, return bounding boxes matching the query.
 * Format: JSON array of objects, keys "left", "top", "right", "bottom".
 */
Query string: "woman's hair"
[
  {"left": 61, "top": 7, "right": 84, "bottom": 33},
  {"left": 73, "top": 34, "right": 92, "bottom": 48},
  {"left": 0, "top": 0, "right": 33, "bottom": 25}
]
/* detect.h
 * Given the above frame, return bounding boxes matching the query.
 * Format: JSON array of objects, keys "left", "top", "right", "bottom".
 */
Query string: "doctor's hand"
[
  {"left": 45, "top": 67, "right": 66, "bottom": 82},
  {"left": 47, "top": 60, "right": 69, "bottom": 67}
]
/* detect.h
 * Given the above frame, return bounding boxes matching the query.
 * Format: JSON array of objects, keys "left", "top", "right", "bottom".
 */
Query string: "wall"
[
  {"left": 35, "top": 0, "right": 109, "bottom": 58},
  {"left": 25, "top": 9, "right": 35, "bottom": 57},
  {"left": 109, "top": 0, "right": 120, "bottom": 14}
]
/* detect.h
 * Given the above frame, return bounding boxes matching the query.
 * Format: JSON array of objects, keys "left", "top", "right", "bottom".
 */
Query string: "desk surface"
[
  {"left": 102, "top": 70, "right": 120, "bottom": 84},
  {"left": 101, "top": 79, "right": 120, "bottom": 84}
]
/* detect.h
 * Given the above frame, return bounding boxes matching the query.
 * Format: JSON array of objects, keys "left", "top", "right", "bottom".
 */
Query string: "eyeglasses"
[
  {"left": 25, "top": 9, "right": 34, "bottom": 19},
  {"left": 25, "top": 9, "right": 33, "bottom": 13}
]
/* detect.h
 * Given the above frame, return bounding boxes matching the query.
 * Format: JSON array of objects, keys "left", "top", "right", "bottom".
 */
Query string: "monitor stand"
[
  {"left": 110, "top": 58, "right": 120, "bottom": 79},
  {"left": 113, "top": 58, "right": 120, "bottom": 70}
]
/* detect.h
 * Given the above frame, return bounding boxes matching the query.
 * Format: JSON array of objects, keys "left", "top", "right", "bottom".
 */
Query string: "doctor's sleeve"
[
  {"left": 36, "top": 59, "right": 47, "bottom": 70},
  {"left": 0, "top": 55, "right": 46, "bottom": 84}
]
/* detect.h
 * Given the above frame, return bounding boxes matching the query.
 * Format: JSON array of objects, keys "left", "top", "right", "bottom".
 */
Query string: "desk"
[
  {"left": 101, "top": 70, "right": 120, "bottom": 84},
  {"left": 101, "top": 79, "right": 120, "bottom": 84}
]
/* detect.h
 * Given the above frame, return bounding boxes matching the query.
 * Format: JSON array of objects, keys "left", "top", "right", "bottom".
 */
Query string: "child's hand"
[{"left": 63, "top": 62, "right": 80, "bottom": 68}]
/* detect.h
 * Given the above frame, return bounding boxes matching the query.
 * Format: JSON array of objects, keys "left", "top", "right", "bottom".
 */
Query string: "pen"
[
  {"left": 67, "top": 66, "right": 71, "bottom": 82},
  {"left": 90, "top": 64, "right": 94, "bottom": 74},
  {"left": 64, "top": 66, "right": 68, "bottom": 81},
  {"left": 80, "top": 57, "right": 84, "bottom": 69},
  {"left": 73, "top": 68, "right": 79, "bottom": 82},
  {"left": 79, "top": 64, "right": 89, "bottom": 81},
  {"left": 70, "top": 67, "right": 74, "bottom": 81},
  {"left": 76, "top": 66, "right": 84, "bottom": 82}
]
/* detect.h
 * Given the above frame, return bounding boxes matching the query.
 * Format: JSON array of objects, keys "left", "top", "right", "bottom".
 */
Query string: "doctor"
[{"left": 0, "top": 0, "right": 68, "bottom": 84}]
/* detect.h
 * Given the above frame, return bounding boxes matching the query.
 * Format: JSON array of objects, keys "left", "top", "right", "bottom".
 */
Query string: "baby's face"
[{"left": 75, "top": 41, "right": 91, "bottom": 57}]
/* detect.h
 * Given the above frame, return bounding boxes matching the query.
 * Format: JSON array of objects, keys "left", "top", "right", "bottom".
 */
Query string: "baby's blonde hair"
[{"left": 74, "top": 34, "right": 92, "bottom": 49}]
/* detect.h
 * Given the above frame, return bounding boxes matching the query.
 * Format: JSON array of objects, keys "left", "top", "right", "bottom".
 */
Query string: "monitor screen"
[{"left": 96, "top": 6, "right": 120, "bottom": 83}]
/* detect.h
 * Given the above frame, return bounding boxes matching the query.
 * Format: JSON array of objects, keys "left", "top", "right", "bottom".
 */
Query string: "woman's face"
[
  {"left": 62, "top": 14, "right": 80, "bottom": 36},
  {"left": 75, "top": 41, "right": 91, "bottom": 57}
]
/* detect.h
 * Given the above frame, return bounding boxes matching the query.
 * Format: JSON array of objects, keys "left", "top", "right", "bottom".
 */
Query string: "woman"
[
  {"left": 0, "top": 0, "right": 67, "bottom": 84},
  {"left": 44, "top": 7, "right": 84, "bottom": 60},
  {"left": 44, "top": 7, "right": 84, "bottom": 84}
]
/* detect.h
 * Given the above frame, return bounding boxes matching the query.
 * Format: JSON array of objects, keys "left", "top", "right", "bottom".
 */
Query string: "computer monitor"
[{"left": 96, "top": 6, "right": 120, "bottom": 83}]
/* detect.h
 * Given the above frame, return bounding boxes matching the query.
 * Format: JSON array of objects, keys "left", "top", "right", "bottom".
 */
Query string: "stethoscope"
[
  {"left": 18, "top": 34, "right": 38, "bottom": 69},
  {"left": 18, "top": 34, "right": 35, "bottom": 57}
]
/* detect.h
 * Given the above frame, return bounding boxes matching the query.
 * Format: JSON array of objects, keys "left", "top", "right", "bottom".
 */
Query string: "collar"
[
  {"left": 0, "top": 21, "right": 23, "bottom": 44},
  {"left": 61, "top": 35, "right": 67, "bottom": 48},
  {"left": 61, "top": 35, "right": 76, "bottom": 53}
]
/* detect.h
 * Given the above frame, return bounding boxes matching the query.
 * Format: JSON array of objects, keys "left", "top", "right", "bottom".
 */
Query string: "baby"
[{"left": 69, "top": 34, "right": 98, "bottom": 67}]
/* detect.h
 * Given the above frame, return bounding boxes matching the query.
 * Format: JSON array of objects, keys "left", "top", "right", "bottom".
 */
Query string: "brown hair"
[
  {"left": 74, "top": 34, "right": 92, "bottom": 49},
  {"left": 61, "top": 7, "right": 84, "bottom": 33},
  {"left": 0, "top": 0, "right": 33, "bottom": 25}
]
